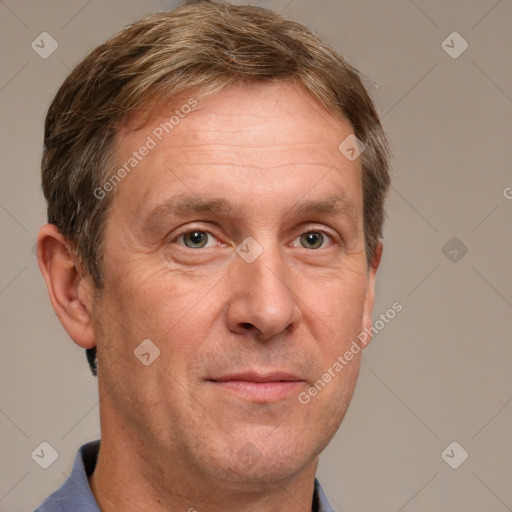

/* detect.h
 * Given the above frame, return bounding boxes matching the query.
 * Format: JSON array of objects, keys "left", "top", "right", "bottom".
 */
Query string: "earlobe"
[
  {"left": 37, "top": 224, "right": 96, "bottom": 349},
  {"left": 360, "top": 240, "right": 383, "bottom": 348}
]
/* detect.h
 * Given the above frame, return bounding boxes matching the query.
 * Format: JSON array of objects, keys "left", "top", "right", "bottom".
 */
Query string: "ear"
[
  {"left": 360, "top": 240, "right": 383, "bottom": 349},
  {"left": 37, "top": 224, "right": 96, "bottom": 349}
]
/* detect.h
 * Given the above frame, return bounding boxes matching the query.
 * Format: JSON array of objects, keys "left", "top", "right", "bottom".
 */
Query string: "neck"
[
  {"left": 89, "top": 441, "right": 318, "bottom": 512},
  {"left": 89, "top": 406, "right": 319, "bottom": 512}
]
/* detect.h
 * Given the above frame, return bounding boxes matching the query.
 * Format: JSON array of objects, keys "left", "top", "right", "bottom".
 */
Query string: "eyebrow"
[
  {"left": 288, "top": 194, "right": 358, "bottom": 224},
  {"left": 144, "top": 195, "right": 238, "bottom": 221},
  {"left": 143, "top": 192, "right": 358, "bottom": 225}
]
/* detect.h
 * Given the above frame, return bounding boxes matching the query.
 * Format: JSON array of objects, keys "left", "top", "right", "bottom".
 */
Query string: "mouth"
[{"left": 207, "top": 372, "right": 306, "bottom": 402}]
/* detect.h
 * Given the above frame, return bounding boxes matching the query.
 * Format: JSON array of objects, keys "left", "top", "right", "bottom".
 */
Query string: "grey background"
[{"left": 1, "top": 0, "right": 511, "bottom": 510}]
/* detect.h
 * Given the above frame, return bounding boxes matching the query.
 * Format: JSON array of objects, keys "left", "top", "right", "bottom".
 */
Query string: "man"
[{"left": 35, "top": 1, "right": 390, "bottom": 510}]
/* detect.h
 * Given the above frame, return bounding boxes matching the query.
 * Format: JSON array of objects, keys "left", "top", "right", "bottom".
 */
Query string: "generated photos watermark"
[
  {"left": 298, "top": 301, "right": 403, "bottom": 405},
  {"left": 93, "top": 97, "right": 197, "bottom": 200}
]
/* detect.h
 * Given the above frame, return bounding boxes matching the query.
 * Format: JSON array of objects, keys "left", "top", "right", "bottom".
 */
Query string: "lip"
[
  {"left": 207, "top": 372, "right": 305, "bottom": 402},
  {"left": 211, "top": 372, "right": 303, "bottom": 383}
]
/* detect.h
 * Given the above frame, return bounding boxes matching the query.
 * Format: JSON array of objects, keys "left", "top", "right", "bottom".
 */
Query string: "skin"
[{"left": 38, "top": 82, "right": 382, "bottom": 512}]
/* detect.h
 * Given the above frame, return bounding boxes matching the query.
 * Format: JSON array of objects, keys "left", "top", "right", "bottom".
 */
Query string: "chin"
[{"left": 207, "top": 434, "right": 320, "bottom": 492}]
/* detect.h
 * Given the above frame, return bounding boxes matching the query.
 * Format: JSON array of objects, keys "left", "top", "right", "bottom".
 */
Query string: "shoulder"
[{"left": 34, "top": 441, "right": 100, "bottom": 512}]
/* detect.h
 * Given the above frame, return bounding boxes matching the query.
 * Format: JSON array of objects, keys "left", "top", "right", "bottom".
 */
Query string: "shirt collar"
[
  {"left": 314, "top": 477, "right": 337, "bottom": 512},
  {"left": 35, "top": 440, "right": 100, "bottom": 512},
  {"left": 36, "top": 440, "right": 336, "bottom": 512}
]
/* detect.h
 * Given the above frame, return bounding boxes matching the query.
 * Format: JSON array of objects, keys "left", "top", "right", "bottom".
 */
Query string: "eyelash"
[
  {"left": 174, "top": 229, "right": 219, "bottom": 248},
  {"left": 292, "top": 229, "right": 333, "bottom": 248},
  {"left": 171, "top": 225, "right": 338, "bottom": 248}
]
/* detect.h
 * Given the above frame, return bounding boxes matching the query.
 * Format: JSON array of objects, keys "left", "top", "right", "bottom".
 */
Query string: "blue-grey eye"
[
  {"left": 300, "top": 232, "right": 325, "bottom": 249},
  {"left": 183, "top": 230, "right": 209, "bottom": 248}
]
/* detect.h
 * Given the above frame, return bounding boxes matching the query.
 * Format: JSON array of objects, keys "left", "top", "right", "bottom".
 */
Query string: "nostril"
[{"left": 241, "top": 322, "right": 254, "bottom": 330}]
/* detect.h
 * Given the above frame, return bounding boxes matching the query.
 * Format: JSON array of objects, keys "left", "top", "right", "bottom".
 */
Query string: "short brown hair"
[{"left": 43, "top": 0, "right": 390, "bottom": 286}]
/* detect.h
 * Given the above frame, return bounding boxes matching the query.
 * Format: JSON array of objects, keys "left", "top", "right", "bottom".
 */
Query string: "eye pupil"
[
  {"left": 300, "top": 232, "right": 324, "bottom": 249},
  {"left": 184, "top": 231, "right": 208, "bottom": 248}
]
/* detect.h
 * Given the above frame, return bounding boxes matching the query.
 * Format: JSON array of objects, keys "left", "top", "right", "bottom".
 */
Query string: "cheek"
[
  {"left": 102, "top": 269, "right": 223, "bottom": 376},
  {"left": 108, "top": 268, "right": 197, "bottom": 329},
  {"left": 302, "top": 273, "right": 368, "bottom": 337}
]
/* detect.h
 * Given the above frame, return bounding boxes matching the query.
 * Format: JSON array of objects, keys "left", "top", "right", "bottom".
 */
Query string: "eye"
[
  {"left": 176, "top": 230, "right": 217, "bottom": 249},
  {"left": 292, "top": 231, "right": 331, "bottom": 249}
]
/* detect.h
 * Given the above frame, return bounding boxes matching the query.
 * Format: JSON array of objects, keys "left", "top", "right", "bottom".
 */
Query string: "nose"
[{"left": 226, "top": 243, "right": 302, "bottom": 341}]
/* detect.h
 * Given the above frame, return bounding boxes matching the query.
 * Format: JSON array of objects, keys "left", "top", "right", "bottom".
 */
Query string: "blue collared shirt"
[{"left": 35, "top": 440, "right": 336, "bottom": 511}]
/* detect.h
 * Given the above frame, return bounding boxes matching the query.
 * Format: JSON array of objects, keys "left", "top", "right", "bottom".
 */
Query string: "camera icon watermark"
[
  {"left": 441, "top": 32, "right": 468, "bottom": 59},
  {"left": 31, "top": 32, "right": 59, "bottom": 59},
  {"left": 134, "top": 338, "right": 161, "bottom": 366},
  {"left": 236, "top": 442, "right": 263, "bottom": 468},
  {"left": 338, "top": 134, "right": 365, "bottom": 162},
  {"left": 442, "top": 236, "right": 468, "bottom": 263},
  {"left": 31, "top": 441, "right": 59, "bottom": 469},
  {"left": 236, "top": 237, "right": 263, "bottom": 263},
  {"left": 441, "top": 441, "right": 468, "bottom": 469}
]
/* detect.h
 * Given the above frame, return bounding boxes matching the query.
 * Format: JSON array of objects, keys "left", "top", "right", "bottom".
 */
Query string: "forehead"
[{"left": 110, "top": 82, "right": 362, "bottom": 219}]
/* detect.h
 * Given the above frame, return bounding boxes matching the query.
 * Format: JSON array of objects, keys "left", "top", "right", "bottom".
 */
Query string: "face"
[{"left": 92, "top": 82, "right": 378, "bottom": 489}]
